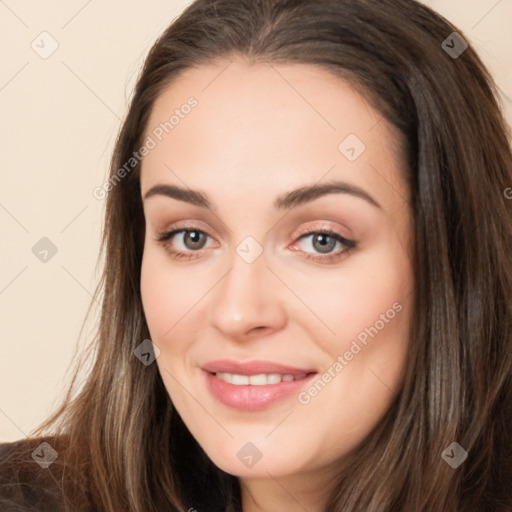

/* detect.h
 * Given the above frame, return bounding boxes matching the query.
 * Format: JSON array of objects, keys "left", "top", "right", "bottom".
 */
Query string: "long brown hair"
[{"left": 11, "top": 0, "right": 512, "bottom": 510}]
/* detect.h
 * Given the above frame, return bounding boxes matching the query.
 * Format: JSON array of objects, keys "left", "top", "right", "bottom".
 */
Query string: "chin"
[{"left": 196, "top": 437, "right": 309, "bottom": 479}]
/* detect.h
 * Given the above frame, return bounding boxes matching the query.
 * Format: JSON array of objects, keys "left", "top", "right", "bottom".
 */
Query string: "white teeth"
[
  {"left": 215, "top": 372, "right": 306, "bottom": 385},
  {"left": 231, "top": 374, "right": 249, "bottom": 385},
  {"left": 216, "top": 372, "right": 233, "bottom": 383},
  {"left": 267, "top": 373, "right": 282, "bottom": 384},
  {"left": 248, "top": 374, "right": 267, "bottom": 385}
]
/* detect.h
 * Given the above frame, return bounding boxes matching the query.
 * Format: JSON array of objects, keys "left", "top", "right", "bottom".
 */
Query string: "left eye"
[{"left": 295, "top": 231, "right": 354, "bottom": 255}]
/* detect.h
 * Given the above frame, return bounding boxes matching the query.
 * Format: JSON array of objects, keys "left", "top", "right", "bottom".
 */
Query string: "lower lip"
[{"left": 204, "top": 371, "right": 317, "bottom": 411}]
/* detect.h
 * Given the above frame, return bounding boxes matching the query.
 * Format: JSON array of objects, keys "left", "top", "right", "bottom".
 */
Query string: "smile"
[{"left": 203, "top": 368, "right": 318, "bottom": 411}]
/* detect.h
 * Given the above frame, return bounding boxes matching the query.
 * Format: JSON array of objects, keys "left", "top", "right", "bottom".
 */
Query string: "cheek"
[
  {"left": 286, "top": 246, "right": 412, "bottom": 358},
  {"left": 140, "top": 246, "right": 207, "bottom": 339},
  {"left": 140, "top": 244, "right": 221, "bottom": 398},
  {"left": 140, "top": 256, "right": 175, "bottom": 337},
  {"left": 140, "top": 250, "right": 199, "bottom": 407}
]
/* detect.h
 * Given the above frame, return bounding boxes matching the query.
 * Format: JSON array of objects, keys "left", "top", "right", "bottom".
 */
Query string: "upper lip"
[{"left": 202, "top": 359, "right": 317, "bottom": 376}]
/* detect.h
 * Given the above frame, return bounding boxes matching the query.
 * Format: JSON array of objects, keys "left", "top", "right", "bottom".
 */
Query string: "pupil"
[
  {"left": 186, "top": 231, "right": 205, "bottom": 249},
  {"left": 314, "top": 234, "right": 335, "bottom": 253}
]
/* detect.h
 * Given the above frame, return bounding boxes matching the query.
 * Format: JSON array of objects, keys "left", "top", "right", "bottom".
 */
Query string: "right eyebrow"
[{"left": 273, "top": 180, "right": 382, "bottom": 210}]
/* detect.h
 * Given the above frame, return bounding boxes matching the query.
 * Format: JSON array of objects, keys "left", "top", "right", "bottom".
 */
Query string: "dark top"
[
  {"left": 0, "top": 435, "right": 240, "bottom": 512},
  {"left": 0, "top": 435, "right": 88, "bottom": 512}
]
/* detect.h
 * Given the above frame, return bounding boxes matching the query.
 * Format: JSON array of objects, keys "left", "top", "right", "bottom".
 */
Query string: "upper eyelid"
[
  {"left": 157, "top": 218, "right": 353, "bottom": 240},
  {"left": 160, "top": 226, "right": 354, "bottom": 249}
]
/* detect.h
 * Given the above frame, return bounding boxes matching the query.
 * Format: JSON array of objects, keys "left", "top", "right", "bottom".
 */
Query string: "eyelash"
[{"left": 154, "top": 225, "right": 356, "bottom": 263}]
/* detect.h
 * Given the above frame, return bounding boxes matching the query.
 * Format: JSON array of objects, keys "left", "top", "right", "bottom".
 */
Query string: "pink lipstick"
[{"left": 202, "top": 359, "right": 318, "bottom": 410}]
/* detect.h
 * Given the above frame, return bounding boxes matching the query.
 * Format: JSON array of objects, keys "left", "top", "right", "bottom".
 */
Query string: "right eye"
[{"left": 154, "top": 228, "right": 214, "bottom": 260}]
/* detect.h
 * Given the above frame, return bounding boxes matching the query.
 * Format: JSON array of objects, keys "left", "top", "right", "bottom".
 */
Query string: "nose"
[{"left": 207, "top": 248, "right": 287, "bottom": 340}]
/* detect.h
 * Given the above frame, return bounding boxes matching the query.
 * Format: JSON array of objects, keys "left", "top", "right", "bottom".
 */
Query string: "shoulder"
[{"left": 0, "top": 435, "right": 70, "bottom": 511}]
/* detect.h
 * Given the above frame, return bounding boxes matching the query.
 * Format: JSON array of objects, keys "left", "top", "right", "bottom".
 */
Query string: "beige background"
[{"left": 1, "top": 1, "right": 511, "bottom": 442}]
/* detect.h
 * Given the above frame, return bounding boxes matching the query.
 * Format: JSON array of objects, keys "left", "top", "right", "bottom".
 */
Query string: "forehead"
[{"left": 140, "top": 58, "right": 408, "bottom": 208}]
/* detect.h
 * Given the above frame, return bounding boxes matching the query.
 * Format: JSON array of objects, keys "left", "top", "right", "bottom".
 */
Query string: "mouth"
[{"left": 201, "top": 359, "right": 318, "bottom": 410}]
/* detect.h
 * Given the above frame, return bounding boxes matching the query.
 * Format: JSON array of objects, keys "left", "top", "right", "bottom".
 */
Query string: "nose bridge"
[{"left": 207, "top": 237, "right": 285, "bottom": 337}]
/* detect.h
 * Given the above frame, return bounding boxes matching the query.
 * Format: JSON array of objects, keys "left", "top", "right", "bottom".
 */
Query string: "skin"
[{"left": 139, "top": 56, "right": 415, "bottom": 512}]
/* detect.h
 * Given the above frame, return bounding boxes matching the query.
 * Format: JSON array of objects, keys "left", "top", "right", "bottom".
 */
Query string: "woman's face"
[{"left": 140, "top": 57, "right": 414, "bottom": 486}]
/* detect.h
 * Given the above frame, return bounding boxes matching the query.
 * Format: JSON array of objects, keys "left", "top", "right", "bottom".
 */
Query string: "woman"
[{"left": 1, "top": 0, "right": 511, "bottom": 510}]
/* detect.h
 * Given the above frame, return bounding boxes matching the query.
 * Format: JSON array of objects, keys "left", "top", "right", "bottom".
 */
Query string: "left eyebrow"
[
  {"left": 142, "top": 180, "right": 382, "bottom": 210},
  {"left": 274, "top": 181, "right": 382, "bottom": 210}
]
